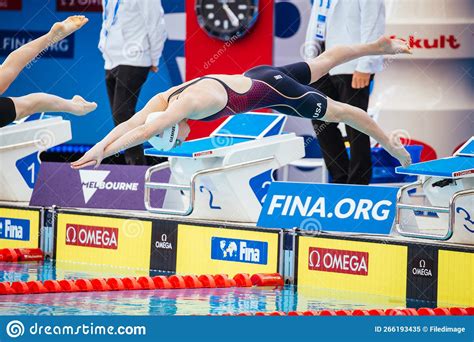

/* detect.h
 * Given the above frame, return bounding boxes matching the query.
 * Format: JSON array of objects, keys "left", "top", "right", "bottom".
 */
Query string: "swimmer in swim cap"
[
  {"left": 71, "top": 36, "right": 412, "bottom": 169},
  {"left": 145, "top": 112, "right": 182, "bottom": 151},
  {"left": 0, "top": 16, "right": 96, "bottom": 128}
]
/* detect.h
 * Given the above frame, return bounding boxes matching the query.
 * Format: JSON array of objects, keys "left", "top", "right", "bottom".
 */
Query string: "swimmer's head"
[{"left": 145, "top": 112, "right": 190, "bottom": 151}]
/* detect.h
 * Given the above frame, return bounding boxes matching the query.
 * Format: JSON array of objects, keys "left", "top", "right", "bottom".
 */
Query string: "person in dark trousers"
[
  {"left": 99, "top": 0, "right": 167, "bottom": 165},
  {"left": 305, "top": 0, "right": 386, "bottom": 184}
]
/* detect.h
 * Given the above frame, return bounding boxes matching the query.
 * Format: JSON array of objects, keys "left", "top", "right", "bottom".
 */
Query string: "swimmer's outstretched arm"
[
  {"left": 306, "top": 36, "right": 411, "bottom": 84},
  {"left": 95, "top": 93, "right": 168, "bottom": 150},
  {"left": 71, "top": 94, "right": 198, "bottom": 169},
  {"left": 0, "top": 16, "right": 88, "bottom": 95}
]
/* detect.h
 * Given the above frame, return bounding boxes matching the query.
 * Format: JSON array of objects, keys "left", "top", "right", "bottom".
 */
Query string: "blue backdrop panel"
[{"left": 0, "top": 0, "right": 184, "bottom": 145}]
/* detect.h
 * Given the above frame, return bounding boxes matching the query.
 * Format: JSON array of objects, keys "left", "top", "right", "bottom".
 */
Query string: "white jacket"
[
  {"left": 99, "top": 0, "right": 167, "bottom": 70},
  {"left": 305, "top": 0, "right": 385, "bottom": 75}
]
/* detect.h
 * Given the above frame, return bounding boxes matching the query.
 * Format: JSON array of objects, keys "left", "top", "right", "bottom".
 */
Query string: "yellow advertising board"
[
  {"left": 176, "top": 224, "right": 280, "bottom": 277},
  {"left": 438, "top": 249, "right": 474, "bottom": 306},
  {"left": 55, "top": 213, "right": 152, "bottom": 271},
  {"left": 297, "top": 236, "right": 407, "bottom": 299},
  {"left": 0, "top": 207, "right": 40, "bottom": 249}
]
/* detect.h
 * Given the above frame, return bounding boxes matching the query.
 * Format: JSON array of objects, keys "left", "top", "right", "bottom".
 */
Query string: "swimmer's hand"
[
  {"left": 375, "top": 36, "right": 412, "bottom": 55},
  {"left": 71, "top": 145, "right": 104, "bottom": 170}
]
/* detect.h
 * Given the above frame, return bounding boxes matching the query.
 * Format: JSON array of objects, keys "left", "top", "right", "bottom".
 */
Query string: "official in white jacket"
[
  {"left": 305, "top": 0, "right": 385, "bottom": 184},
  {"left": 99, "top": 0, "right": 167, "bottom": 165}
]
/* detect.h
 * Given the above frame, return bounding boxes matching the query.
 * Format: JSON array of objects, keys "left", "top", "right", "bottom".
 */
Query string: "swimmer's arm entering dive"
[
  {"left": 71, "top": 94, "right": 198, "bottom": 169},
  {"left": 96, "top": 93, "right": 168, "bottom": 150}
]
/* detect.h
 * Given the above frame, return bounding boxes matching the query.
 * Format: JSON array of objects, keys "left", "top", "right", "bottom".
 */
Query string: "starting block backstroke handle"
[
  {"left": 395, "top": 181, "right": 474, "bottom": 241},
  {"left": 0, "top": 139, "right": 43, "bottom": 152},
  {"left": 144, "top": 161, "right": 193, "bottom": 215},
  {"left": 144, "top": 156, "right": 275, "bottom": 216}
]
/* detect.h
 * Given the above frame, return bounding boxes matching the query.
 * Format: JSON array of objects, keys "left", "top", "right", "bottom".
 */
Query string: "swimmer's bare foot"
[
  {"left": 375, "top": 36, "right": 412, "bottom": 55},
  {"left": 70, "top": 95, "right": 97, "bottom": 116},
  {"left": 50, "top": 16, "right": 88, "bottom": 41},
  {"left": 386, "top": 137, "right": 412, "bottom": 167}
]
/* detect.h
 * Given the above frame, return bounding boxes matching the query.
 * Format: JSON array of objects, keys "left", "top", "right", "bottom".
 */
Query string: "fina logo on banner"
[
  {"left": 211, "top": 237, "right": 268, "bottom": 265},
  {"left": 0, "top": 218, "right": 30, "bottom": 241},
  {"left": 0, "top": 30, "right": 74, "bottom": 58},
  {"left": 257, "top": 183, "right": 398, "bottom": 234}
]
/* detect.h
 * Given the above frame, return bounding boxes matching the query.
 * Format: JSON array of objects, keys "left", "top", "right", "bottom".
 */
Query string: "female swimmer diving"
[
  {"left": 0, "top": 16, "right": 97, "bottom": 128},
  {"left": 72, "top": 36, "right": 412, "bottom": 169}
]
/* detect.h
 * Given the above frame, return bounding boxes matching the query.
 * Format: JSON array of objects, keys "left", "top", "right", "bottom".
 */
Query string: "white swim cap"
[{"left": 145, "top": 112, "right": 180, "bottom": 151}]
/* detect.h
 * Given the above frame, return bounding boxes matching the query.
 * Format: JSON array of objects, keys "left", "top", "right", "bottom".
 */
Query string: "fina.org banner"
[
  {"left": 30, "top": 162, "right": 169, "bottom": 211},
  {"left": 0, "top": 30, "right": 74, "bottom": 58},
  {"left": 257, "top": 182, "right": 399, "bottom": 234}
]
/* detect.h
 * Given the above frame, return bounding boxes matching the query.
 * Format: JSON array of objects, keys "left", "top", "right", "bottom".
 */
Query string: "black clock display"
[{"left": 196, "top": 0, "right": 259, "bottom": 41}]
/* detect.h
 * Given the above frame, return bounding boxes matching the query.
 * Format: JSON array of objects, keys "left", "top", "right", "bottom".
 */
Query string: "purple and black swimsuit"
[{"left": 167, "top": 62, "right": 328, "bottom": 121}]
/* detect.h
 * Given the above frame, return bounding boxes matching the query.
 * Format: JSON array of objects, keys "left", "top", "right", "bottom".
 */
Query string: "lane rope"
[
  {"left": 0, "top": 248, "right": 43, "bottom": 262},
  {"left": 229, "top": 307, "right": 474, "bottom": 316},
  {"left": 0, "top": 273, "right": 284, "bottom": 295}
]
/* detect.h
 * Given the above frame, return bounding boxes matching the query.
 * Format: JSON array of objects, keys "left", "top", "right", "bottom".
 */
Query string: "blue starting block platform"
[
  {"left": 144, "top": 113, "right": 305, "bottom": 222},
  {"left": 145, "top": 113, "right": 286, "bottom": 158},
  {"left": 146, "top": 137, "right": 253, "bottom": 158},
  {"left": 395, "top": 136, "right": 474, "bottom": 244},
  {"left": 397, "top": 156, "right": 474, "bottom": 178},
  {"left": 397, "top": 137, "right": 474, "bottom": 179},
  {"left": 456, "top": 137, "right": 474, "bottom": 156}
]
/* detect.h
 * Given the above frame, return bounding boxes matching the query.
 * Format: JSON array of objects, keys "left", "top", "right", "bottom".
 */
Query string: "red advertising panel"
[
  {"left": 308, "top": 247, "right": 369, "bottom": 276},
  {"left": 0, "top": 0, "right": 22, "bottom": 10},
  {"left": 184, "top": 0, "right": 274, "bottom": 140},
  {"left": 65, "top": 224, "right": 119, "bottom": 250}
]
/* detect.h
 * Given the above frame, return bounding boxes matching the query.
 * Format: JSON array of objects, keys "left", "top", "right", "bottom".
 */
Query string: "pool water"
[{"left": 0, "top": 261, "right": 404, "bottom": 315}]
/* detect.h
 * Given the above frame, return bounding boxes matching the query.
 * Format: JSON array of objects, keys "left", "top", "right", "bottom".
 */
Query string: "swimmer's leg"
[
  {"left": 322, "top": 97, "right": 412, "bottom": 167},
  {"left": 0, "top": 16, "right": 88, "bottom": 94},
  {"left": 306, "top": 36, "right": 411, "bottom": 84},
  {"left": 11, "top": 93, "right": 97, "bottom": 120}
]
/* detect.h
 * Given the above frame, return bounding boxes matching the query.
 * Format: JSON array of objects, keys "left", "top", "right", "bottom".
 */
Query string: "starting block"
[
  {"left": 0, "top": 116, "right": 71, "bottom": 202},
  {"left": 144, "top": 113, "right": 305, "bottom": 222},
  {"left": 395, "top": 137, "right": 474, "bottom": 244}
]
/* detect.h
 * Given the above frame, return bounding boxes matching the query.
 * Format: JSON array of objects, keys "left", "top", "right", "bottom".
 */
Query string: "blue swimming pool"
[{"left": 0, "top": 261, "right": 404, "bottom": 316}]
